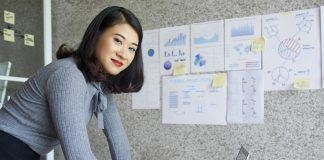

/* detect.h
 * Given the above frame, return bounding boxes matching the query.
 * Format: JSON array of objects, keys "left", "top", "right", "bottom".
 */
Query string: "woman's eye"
[
  {"left": 114, "top": 38, "right": 122, "bottom": 45},
  {"left": 129, "top": 48, "right": 136, "bottom": 53}
]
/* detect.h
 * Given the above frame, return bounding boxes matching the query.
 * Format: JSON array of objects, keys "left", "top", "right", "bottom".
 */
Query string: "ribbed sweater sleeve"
[
  {"left": 46, "top": 67, "right": 97, "bottom": 160},
  {"left": 102, "top": 94, "right": 132, "bottom": 160}
]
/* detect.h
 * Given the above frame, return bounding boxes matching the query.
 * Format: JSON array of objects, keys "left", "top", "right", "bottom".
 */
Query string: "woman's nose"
[{"left": 116, "top": 46, "right": 127, "bottom": 59}]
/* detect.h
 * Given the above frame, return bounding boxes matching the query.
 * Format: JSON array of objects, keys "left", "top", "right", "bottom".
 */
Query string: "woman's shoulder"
[
  {"left": 44, "top": 56, "right": 79, "bottom": 73},
  {"left": 49, "top": 56, "right": 78, "bottom": 69},
  {"left": 32, "top": 56, "right": 86, "bottom": 85},
  {"left": 50, "top": 57, "right": 85, "bottom": 79},
  {"left": 45, "top": 57, "right": 88, "bottom": 90}
]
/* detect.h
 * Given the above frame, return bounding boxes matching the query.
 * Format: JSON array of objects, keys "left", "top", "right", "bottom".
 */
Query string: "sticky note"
[
  {"left": 24, "top": 34, "right": 35, "bottom": 46},
  {"left": 293, "top": 78, "right": 310, "bottom": 89},
  {"left": 173, "top": 63, "right": 185, "bottom": 76},
  {"left": 251, "top": 37, "right": 265, "bottom": 53},
  {"left": 280, "top": 11, "right": 293, "bottom": 16},
  {"left": 3, "top": 29, "right": 15, "bottom": 42},
  {"left": 4, "top": 10, "right": 15, "bottom": 25},
  {"left": 212, "top": 73, "right": 227, "bottom": 88}
]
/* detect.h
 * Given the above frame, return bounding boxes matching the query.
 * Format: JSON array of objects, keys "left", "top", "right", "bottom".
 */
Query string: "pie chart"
[{"left": 278, "top": 38, "right": 301, "bottom": 61}]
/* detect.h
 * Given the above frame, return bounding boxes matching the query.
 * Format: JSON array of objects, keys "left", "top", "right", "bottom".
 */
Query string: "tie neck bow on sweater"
[{"left": 92, "top": 82, "right": 107, "bottom": 129}]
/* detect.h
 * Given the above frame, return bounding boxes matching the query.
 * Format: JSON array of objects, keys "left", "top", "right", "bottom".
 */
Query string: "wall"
[
  {"left": 52, "top": 0, "right": 324, "bottom": 159},
  {"left": 0, "top": 0, "right": 44, "bottom": 100}
]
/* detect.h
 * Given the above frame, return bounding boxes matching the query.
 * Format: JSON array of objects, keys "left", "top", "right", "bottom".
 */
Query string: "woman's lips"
[{"left": 111, "top": 58, "right": 123, "bottom": 67}]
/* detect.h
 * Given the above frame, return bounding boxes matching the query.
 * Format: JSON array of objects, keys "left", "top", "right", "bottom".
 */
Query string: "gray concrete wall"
[{"left": 51, "top": 0, "right": 324, "bottom": 159}]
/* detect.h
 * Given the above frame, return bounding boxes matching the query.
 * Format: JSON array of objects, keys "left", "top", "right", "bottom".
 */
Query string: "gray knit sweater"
[{"left": 0, "top": 56, "right": 131, "bottom": 160}]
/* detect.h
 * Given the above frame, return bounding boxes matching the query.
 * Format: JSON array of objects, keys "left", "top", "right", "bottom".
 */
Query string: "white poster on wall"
[
  {"left": 227, "top": 70, "right": 264, "bottom": 124},
  {"left": 132, "top": 29, "right": 160, "bottom": 109},
  {"left": 190, "top": 20, "right": 225, "bottom": 73},
  {"left": 159, "top": 25, "right": 190, "bottom": 75},
  {"left": 262, "top": 8, "right": 321, "bottom": 90},
  {"left": 225, "top": 15, "right": 262, "bottom": 71},
  {"left": 162, "top": 73, "right": 227, "bottom": 125}
]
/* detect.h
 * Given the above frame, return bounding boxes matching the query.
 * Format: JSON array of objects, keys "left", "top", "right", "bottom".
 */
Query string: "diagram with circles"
[{"left": 262, "top": 8, "right": 321, "bottom": 91}]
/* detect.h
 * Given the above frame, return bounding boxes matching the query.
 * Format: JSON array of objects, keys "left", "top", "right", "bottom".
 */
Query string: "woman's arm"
[
  {"left": 101, "top": 94, "right": 132, "bottom": 160},
  {"left": 46, "top": 67, "right": 97, "bottom": 160}
]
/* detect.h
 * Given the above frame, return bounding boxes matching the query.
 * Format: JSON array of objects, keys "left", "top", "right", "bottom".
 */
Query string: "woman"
[{"left": 0, "top": 6, "right": 143, "bottom": 160}]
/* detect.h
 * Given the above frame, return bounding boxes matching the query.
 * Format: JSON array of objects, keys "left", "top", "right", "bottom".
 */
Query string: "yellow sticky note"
[
  {"left": 4, "top": 10, "right": 15, "bottom": 25},
  {"left": 280, "top": 11, "right": 293, "bottom": 16},
  {"left": 173, "top": 63, "right": 185, "bottom": 76},
  {"left": 3, "top": 29, "right": 15, "bottom": 42},
  {"left": 24, "top": 34, "right": 35, "bottom": 46},
  {"left": 251, "top": 37, "right": 265, "bottom": 53},
  {"left": 212, "top": 73, "right": 227, "bottom": 88},
  {"left": 293, "top": 78, "right": 310, "bottom": 89}
]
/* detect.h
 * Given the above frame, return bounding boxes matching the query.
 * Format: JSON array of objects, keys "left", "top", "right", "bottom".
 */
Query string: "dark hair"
[{"left": 56, "top": 6, "right": 144, "bottom": 94}]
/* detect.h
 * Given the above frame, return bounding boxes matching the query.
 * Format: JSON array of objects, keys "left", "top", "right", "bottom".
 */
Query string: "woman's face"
[{"left": 96, "top": 23, "right": 139, "bottom": 75}]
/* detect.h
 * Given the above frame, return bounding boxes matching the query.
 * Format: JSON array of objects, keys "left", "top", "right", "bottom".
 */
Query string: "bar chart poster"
[
  {"left": 190, "top": 20, "right": 225, "bottom": 73},
  {"left": 160, "top": 25, "right": 190, "bottom": 75},
  {"left": 225, "top": 15, "right": 262, "bottom": 71}
]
